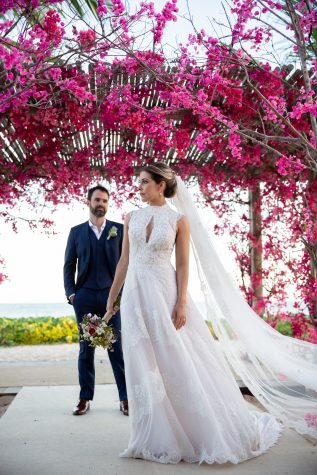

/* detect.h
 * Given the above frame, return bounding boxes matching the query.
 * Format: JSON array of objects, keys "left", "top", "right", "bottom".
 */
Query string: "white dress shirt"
[{"left": 89, "top": 219, "right": 106, "bottom": 240}]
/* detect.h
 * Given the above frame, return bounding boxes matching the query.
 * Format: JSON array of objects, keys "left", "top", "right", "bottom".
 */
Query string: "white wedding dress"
[{"left": 119, "top": 203, "right": 282, "bottom": 465}]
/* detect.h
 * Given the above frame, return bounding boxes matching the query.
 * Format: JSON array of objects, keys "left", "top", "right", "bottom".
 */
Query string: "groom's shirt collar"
[{"left": 89, "top": 219, "right": 106, "bottom": 240}]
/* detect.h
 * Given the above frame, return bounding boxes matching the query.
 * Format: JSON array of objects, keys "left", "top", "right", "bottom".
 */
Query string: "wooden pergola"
[
  {"left": 0, "top": 62, "right": 304, "bottom": 170},
  {"left": 0, "top": 64, "right": 306, "bottom": 313},
  {"left": 0, "top": 64, "right": 216, "bottom": 169}
]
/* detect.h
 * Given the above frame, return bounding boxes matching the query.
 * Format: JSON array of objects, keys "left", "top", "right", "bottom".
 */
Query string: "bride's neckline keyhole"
[{"left": 145, "top": 216, "right": 154, "bottom": 244}]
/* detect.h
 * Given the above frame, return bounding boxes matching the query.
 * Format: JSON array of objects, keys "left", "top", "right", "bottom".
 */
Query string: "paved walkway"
[
  {"left": 1, "top": 385, "right": 317, "bottom": 475},
  {"left": 0, "top": 344, "right": 115, "bottom": 388},
  {"left": 0, "top": 342, "right": 101, "bottom": 362},
  {"left": 0, "top": 345, "right": 316, "bottom": 474}
]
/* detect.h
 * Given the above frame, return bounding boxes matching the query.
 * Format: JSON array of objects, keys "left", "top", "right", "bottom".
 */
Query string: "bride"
[{"left": 106, "top": 162, "right": 317, "bottom": 464}]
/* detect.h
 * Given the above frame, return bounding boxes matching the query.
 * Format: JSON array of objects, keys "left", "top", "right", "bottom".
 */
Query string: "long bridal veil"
[{"left": 172, "top": 176, "right": 317, "bottom": 438}]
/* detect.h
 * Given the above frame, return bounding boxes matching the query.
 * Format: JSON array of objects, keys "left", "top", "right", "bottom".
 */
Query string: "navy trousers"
[{"left": 73, "top": 287, "right": 127, "bottom": 401}]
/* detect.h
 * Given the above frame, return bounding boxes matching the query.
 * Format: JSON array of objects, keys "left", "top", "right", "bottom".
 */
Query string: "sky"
[
  {"left": 0, "top": 195, "right": 132, "bottom": 303},
  {"left": 0, "top": 184, "right": 239, "bottom": 304}
]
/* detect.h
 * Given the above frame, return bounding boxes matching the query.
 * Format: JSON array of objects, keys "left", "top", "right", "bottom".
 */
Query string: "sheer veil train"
[{"left": 171, "top": 176, "right": 317, "bottom": 438}]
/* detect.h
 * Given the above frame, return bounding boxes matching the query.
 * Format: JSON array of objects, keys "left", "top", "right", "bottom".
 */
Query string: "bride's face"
[{"left": 138, "top": 171, "right": 163, "bottom": 203}]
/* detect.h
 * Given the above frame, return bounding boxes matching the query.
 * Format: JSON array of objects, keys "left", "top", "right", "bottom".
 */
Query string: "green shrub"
[
  {"left": 0, "top": 317, "right": 79, "bottom": 346},
  {"left": 274, "top": 319, "right": 293, "bottom": 337},
  {"left": 0, "top": 315, "right": 301, "bottom": 347}
]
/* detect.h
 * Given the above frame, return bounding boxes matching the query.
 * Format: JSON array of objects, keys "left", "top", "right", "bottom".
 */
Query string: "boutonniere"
[{"left": 107, "top": 225, "right": 118, "bottom": 240}]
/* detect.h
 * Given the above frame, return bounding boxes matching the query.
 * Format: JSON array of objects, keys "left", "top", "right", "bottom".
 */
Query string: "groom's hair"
[{"left": 87, "top": 185, "right": 110, "bottom": 201}]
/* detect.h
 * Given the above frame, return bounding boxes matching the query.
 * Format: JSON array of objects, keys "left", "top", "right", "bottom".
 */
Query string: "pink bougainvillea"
[{"left": 0, "top": 0, "right": 316, "bottom": 339}]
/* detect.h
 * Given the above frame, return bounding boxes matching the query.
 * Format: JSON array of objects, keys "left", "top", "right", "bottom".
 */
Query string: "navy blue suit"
[{"left": 63, "top": 220, "right": 127, "bottom": 402}]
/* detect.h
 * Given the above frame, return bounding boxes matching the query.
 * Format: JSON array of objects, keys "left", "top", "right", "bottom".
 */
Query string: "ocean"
[
  {"left": 0, "top": 301, "right": 208, "bottom": 320},
  {"left": 0, "top": 303, "right": 75, "bottom": 319},
  {"left": 0, "top": 300, "right": 299, "bottom": 319}
]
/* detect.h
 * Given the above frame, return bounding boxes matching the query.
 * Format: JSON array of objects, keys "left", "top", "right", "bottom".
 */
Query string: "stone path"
[
  {"left": 0, "top": 344, "right": 316, "bottom": 473},
  {"left": 1, "top": 385, "right": 316, "bottom": 475},
  {"left": 0, "top": 343, "right": 102, "bottom": 362},
  {"left": 0, "top": 344, "right": 115, "bottom": 392}
]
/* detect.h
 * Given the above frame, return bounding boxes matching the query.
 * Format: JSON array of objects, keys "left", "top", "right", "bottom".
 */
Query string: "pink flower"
[
  {"left": 304, "top": 413, "right": 317, "bottom": 428},
  {"left": 97, "top": 0, "right": 108, "bottom": 17},
  {"left": 88, "top": 326, "right": 97, "bottom": 335},
  {"left": 77, "top": 29, "right": 96, "bottom": 51},
  {"left": 277, "top": 373, "right": 288, "bottom": 381}
]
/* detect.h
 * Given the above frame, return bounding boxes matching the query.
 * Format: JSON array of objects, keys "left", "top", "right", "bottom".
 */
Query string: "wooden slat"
[{"left": 0, "top": 66, "right": 310, "bottom": 171}]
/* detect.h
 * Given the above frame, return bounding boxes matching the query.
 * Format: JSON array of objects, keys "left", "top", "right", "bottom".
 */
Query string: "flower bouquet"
[
  {"left": 80, "top": 294, "right": 121, "bottom": 350},
  {"left": 80, "top": 313, "right": 117, "bottom": 350}
]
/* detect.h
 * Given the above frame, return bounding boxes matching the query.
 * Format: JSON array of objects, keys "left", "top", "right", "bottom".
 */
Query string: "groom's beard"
[{"left": 90, "top": 205, "right": 107, "bottom": 218}]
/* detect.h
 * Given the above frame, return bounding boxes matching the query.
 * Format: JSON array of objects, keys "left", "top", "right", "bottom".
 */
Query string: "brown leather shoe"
[
  {"left": 73, "top": 399, "right": 90, "bottom": 416},
  {"left": 120, "top": 399, "right": 129, "bottom": 416}
]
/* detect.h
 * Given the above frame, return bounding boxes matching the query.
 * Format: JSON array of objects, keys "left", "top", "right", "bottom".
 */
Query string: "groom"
[{"left": 63, "top": 185, "right": 128, "bottom": 416}]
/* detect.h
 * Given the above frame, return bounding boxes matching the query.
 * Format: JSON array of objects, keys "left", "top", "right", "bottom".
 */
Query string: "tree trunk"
[
  {"left": 305, "top": 174, "right": 317, "bottom": 324},
  {"left": 309, "top": 253, "right": 317, "bottom": 323},
  {"left": 249, "top": 184, "right": 264, "bottom": 316}
]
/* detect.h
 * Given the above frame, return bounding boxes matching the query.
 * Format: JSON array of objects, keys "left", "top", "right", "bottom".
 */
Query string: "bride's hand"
[
  {"left": 106, "top": 297, "right": 118, "bottom": 317},
  {"left": 172, "top": 301, "right": 186, "bottom": 330},
  {"left": 106, "top": 298, "right": 113, "bottom": 314}
]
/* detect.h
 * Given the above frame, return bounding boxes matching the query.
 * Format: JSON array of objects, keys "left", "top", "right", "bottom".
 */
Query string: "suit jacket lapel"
[
  {"left": 80, "top": 222, "right": 91, "bottom": 275},
  {"left": 104, "top": 219, "right": 114, "bottom": 273},
  {"left": 104, "top": 219, "right": 112, "bottom": 245},
  {"left": 84, "top": 221, "right": 90, "bottom": 252}
]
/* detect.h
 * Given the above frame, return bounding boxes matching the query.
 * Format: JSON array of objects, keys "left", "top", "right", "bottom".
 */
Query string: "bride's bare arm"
[
  {"left": 172, "top": 216, "right": 190, "bottom": 330},
  {"left": 107, "top": 213, "right": 131, "bottom": 313}
]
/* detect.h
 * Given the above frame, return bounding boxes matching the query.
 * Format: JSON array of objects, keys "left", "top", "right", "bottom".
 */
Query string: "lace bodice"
[{"left": 128, "top": 204, "right": 182, "bottom": 267}]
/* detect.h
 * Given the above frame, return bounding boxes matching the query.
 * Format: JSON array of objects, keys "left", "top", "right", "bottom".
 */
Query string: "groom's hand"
[
  {"left": 172, "top": 302, "right": 187, "bottom": 330},
  {"left": 69, "top": 294, "right": 75, "bottom": 305}
]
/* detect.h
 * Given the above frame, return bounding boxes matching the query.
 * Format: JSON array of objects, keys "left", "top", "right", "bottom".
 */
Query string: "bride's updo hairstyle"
[{"left": 139, "top": 162, "right": 177, "bottom": 198}]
